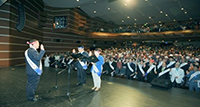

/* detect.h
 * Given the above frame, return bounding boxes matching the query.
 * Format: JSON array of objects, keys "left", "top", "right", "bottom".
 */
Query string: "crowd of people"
[
  {"left": 96, "top": 19, "right": 200, "bottom": 33},
  {"left": 44, "top": 44, "right": 200, "bottom": 92}
]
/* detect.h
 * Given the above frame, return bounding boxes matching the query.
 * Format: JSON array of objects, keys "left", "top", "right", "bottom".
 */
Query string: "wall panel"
[
  {"left": 0, "top": 2, "right": 10, "bottom": 67},
  {"left": 8, "top": 0, "right": 44, "bottom": 66}
]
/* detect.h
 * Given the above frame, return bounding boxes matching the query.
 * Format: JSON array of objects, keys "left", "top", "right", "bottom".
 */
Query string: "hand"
[
  {"left": 72, "top": 49, "right": 76, "bottom": 53},
  {"left": 89, "top": 51, "right": 92, "bottom": 56},
  {"left": 91, "top": 62, "right": 95, "bottom": 65},
  {"left": 40, "top": 44, "right": 45, "bottom": 50}
]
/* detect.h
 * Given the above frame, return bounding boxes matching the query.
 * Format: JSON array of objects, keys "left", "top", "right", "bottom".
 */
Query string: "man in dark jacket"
[
  {"left": 72, "top": 45, "right": 89, "bottom": 85},
  {"left": 25, "top": 39, "right": 45, "bottom": 101}
]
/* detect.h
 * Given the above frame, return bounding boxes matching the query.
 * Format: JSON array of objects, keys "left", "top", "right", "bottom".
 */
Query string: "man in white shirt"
[{"left": 169, "top": 63, "right": 185, "bottom": 88}]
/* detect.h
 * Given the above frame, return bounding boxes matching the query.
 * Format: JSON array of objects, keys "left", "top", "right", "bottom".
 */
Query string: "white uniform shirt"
[{"left": 169, "top": 68, "right": 185, "bottom": 83}]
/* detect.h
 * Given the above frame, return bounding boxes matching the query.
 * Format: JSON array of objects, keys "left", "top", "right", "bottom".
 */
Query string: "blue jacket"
[
  {"left": 187, "top": 71, "right": 200, "bottom": 84},
  {"left": 91, "top": 55, "right": 104, "bottom": 76}
]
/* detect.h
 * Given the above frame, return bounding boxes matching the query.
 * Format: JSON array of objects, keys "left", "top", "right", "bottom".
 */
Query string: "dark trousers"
[
  {"left": 77, "top": 64, "right": 86, "bottom": 84},
  {"left": 172, "top": 81, "right": 181, "bottom": 88},
  {"left": 26, "top": 74, "right": 40, "bottom": 100},
  {"left": 137, "top": 73, "right": 144, "bottom": 82}
]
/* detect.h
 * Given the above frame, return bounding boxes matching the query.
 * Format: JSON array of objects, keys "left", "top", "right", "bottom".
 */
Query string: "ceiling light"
[
  {"left": 160, "top": 11, "right": 163, "bottom": 14},
  {"left": 149, "top": 16, "right": 151, "bottom": 19},
  {"left": 184, "top": 11, "right": 187, "bottom": 14},
  {"left": 181, "top": 8, "right": 184, "bottom": 10},
  {"left": 173, "top": 19, "right": 176, "bottom": 21},
  {"left": 78, "top": 5, "right": 80, "bottom": 8},
  {"left": 125, "top": 4, "right": 127, "bottom": 6},
  {"left": 94, "top": 1, "right": 96, "bottom": 3},
  {"left": 94, "top": 11, "right": 96, "bottom": 14},
  {"left": 127, "top": 16, "right": 130, "bottom": 19},
  {"left": 190, "top": 18, "right": 192, "bottom": 20},
  {"left": 134, "top": 18, "right": 137, "bottom": 21},
  {"left": 77, "top": 0, "right": 79, "bottom": 2},
  {"left": 165, "top": 14, "right": 168, "bottom": 16},
  {"left": 159, "top": 21, "right": 161, "bottom": 23},
  {"left": 122, "top": 20, "right": 124, "bottom": 23},
  {"left": 145, "top": 0, "right": 148, "bottom": 2},
  {"left": 108, "top": 8, "right": 110, "bottom": 10}
]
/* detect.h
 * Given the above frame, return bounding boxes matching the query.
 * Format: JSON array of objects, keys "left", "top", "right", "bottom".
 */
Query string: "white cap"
[
  {"left": 195, "top": 58, "right": 199, "bottom": 61},
  {"left": 186, "top": 56, "right": 190, "bottom": 59}
]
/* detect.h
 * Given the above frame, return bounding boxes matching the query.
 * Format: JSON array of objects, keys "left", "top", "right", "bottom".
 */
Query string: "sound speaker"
[
  {"left": 151, "top": 78, "right": 172, "bottom": 89},
  {"left": 15, "top": 2, "right": 26, "bottom": 32},
  {"left": 0, "top": 0, "right": 7, "bottom": 7}
]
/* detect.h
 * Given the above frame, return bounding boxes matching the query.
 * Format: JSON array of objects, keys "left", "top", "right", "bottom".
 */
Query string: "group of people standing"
[
  {"left": 24, "top": 39, "right": 104, "bottom": 102},
  {"left": 70, "top": 46, "right": 104, "bottom": 92}
]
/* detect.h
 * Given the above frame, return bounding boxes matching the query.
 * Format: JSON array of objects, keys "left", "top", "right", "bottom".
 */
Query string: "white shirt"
[
  {"left": 169, "top": 68, "right": 185, "bottom": 83},
  {"left": 44, "top": 56, "right": 50, "bottom": 67}
]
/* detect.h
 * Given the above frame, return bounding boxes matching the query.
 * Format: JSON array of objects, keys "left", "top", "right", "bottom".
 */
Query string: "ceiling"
[{"left": 43, "top": 0, "right": 200, "bottom": 25}]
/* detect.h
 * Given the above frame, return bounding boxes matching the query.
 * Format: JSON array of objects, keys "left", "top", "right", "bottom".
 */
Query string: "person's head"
[
  {"left": 140, "top": 60, "right": 144, "bottom": 64},
  {"left": 169, "top": 57, "right": 174, "bottom": 61},
  {"left": 94, "top": 48, "right": 102, "bottom": 57},
  {"left": 162, "top": 62, "right": 166, "bottom": 67},
  {"left": 27, "top": 39, "right": 39, "bottom": 49},
  {"left": 193, "top": 64, "right": 199, "bottom": 71},
  {"left": 118, "top": 59, "right": 122, "bottom": 62},
  {"left": 159, "top": 57, "right": 163, "bottom": 61},
  {"left": 149, "top": 59, "right": 155, "bottom": 65},
  {"left": 175, "top": 62, "right": 180, "bottom": 68},
  {"left": 78, "top": 45, "right": 84, "bottom": 52},
  {"left": 181, "top": 58, "right": 185, "bottom": 63}
]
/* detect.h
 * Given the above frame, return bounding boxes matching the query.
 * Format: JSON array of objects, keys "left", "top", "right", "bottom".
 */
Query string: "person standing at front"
[
  {"left": 72, "top": 45, "right": 89, "bottom": 85},
  {"left": 25, "top": 39, "right": 45, "bottom": 101},
  {"left": 90, "top": 48, "right": 104, "bottom": 91}
]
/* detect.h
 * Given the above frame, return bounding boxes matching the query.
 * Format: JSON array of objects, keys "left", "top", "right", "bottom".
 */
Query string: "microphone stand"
[
  {"left": 55, "top": 64, "right": 58, "bottom": 89},
  {"left": 57, "top": 60, "right": 73, "bottom": 102},
  {"left": 66, "top": 64, "right": 72, "bottom": 102}
]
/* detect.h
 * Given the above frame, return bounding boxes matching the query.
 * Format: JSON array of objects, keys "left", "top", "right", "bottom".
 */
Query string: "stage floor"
[{"left": 0, "top": 67, "right": 200, "bottom": 107}]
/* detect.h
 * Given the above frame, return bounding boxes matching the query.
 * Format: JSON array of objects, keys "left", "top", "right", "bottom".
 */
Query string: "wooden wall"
[
  {"left": 0, "top": 0, "right": 113, "bottom": 67},
  {"left": 43, "top": 6, "right": 93, "bottom": 54},
  {"left": 0, "top": 0, "right": 44, "bottom": 67},
  {"left": 43, "top": 6, "right": 115, "bottom": 54},
  {"left": 0, "top": 0, "right": 10, "bottom": 67}
]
